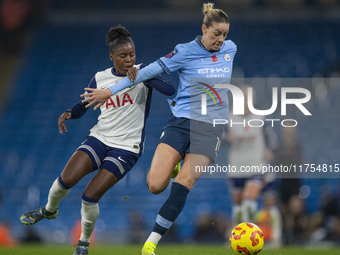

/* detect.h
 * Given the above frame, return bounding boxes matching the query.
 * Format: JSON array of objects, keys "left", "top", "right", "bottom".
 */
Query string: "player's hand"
[
  {"left": 58, "top": 112, "right": 71, "bottom": 134},
  {"left": 80, "top": 88, "right": 112, "bottom": 110},
  {"left": 127, "top": 67, "right": 138, "bottom": 82}
]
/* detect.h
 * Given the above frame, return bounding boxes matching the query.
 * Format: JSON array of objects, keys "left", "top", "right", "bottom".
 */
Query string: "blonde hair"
[{"left": 202, "top": 2, "right": 229, "bottom": 27}]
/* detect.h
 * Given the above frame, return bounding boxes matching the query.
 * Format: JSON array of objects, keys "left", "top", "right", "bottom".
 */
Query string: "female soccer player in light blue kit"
[{"left": 81, "top": 3, "right": 236, "bottom": 254}]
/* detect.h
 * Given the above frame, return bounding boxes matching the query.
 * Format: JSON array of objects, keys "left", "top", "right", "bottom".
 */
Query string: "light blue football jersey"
[{"left": 157, "top": 36, "right": 237, "bottom": 123}]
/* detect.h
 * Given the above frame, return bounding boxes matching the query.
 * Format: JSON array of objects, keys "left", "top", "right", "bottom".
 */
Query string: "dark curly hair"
[{"left": 106, "top": 25, "right": 132, "bottom": 52}]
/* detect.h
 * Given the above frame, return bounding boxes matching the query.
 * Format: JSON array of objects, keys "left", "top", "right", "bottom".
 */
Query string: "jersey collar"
[
  {"left": 111, "top": 68, "right": 126, "bottom": 77},
  {"left": 195, "top": 36, "right": 221, "bottom": 53}
]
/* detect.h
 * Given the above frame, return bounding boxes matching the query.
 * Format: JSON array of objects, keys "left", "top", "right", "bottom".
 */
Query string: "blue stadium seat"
[{"left": 0, "top": 20, "right": 339, "bottom": 242}]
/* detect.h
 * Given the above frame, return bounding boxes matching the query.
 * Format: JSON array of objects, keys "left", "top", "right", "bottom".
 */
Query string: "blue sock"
[{"left": 153, "top": 182, "right": 189, "bottom": 235}]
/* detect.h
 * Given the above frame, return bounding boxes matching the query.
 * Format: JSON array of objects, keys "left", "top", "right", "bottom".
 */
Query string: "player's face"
[
  {"left": 202, "top": 22, "right": 229, "bottom": 51},
  {"left": 110, "top": 41, "right": 136, "bottom": 75}
]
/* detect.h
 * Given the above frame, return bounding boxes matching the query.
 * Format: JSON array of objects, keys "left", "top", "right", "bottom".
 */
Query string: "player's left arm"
[
  {"left": 59, "top": 77, "right": 95, "bottom": 133},
  {"left": 125, "top": 64, "right": 175, "bottom": 96},
  {"left": 143, "top": 76, "right": 175, "bottom": 96},
  {"left": 136, "top": 63, "right": 175, "bottom": 96}
]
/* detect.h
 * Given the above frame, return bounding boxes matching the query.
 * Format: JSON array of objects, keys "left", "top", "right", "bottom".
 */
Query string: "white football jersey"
[
  {"left": 89, "top": 65, "right": 151, "bottom": 154},
  {"left": 227, "top": 114, "right": 267, "bottom": 177}
]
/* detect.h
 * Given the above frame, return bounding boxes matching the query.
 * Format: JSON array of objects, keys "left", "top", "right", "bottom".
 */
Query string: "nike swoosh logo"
[{"left": 118, "top": 156, "right": 126, "bottom": 163}]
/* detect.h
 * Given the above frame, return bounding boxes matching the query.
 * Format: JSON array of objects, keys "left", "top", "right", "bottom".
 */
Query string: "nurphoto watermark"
[{"left": 190, "top": 78, "right": 340, "bottom": 179}]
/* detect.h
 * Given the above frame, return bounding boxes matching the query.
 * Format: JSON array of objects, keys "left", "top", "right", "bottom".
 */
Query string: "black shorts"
[{"left": 159, "top": 115, "right": 223, "bottom": 161}]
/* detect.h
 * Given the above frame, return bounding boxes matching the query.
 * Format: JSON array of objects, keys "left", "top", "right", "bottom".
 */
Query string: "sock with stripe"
[
  {"left": 79, "top": 196, "right": 99, "bottom": 243},
  {"left": 232, "top": 204, "right": 242, "bottom": 225},
  {"left": 241, "top": 199, "right": 258, "bottom": 222},
  {"left": 147, "top": 182, "right": 189, "bottom": 244},
  {"left": 45, "top": 176, "right": 71, "bottom": 213}
]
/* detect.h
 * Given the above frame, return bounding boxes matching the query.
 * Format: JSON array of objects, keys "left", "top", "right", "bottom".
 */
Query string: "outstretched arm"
[
  {"left": 58, "top": 100, "right": 89, "bottom": 133},
  {"left": 81, "top": 61, "right": 164, "bottom": 110},
  {"left": 127, "top": 64, "right": 175, "bottom": 96},
  {"left": 144, "top": 75, "right": 175, "bottom": 96},
  {"left": 59, "top": 76, "right": 96, "bottom": 133}
]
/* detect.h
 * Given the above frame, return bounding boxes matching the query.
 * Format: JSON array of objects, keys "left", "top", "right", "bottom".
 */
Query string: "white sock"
[
  {"left": 241, "top": 199, "right": 258, "bottom": 222},
  {"left": 45, "top": 178, "right": 70, "bottom": 213},
  {"left": 146, "top": 232, "right": 162, "bottom": 245},
  {"left": 79, "top": 200, "right": 99, "bottom": 243},
  {"left": 232, "top": 205, "right": 242, "bottom": 225},
  {"left": 269, "top": 206, "right": 282, "bottom": 248}
]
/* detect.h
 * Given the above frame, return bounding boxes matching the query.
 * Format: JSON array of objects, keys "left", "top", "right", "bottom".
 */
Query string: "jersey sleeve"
[
  {"left": 65, "top": 76, "right": 96, "bottom": 119},
  {"left": 157, "top": 44, "right": 189, "bottom": 74},
  {"left": 143, "top": 75, "right": 175, "bottom": 96},
  {"left": 140, "top": 64, "right": 175, "bottom": 96},
  {"left": 226, "top": 40, "right": 237, "bottom": 60},
  {"left": 108, "top": 61, "right": 163, "bottom": 95}
]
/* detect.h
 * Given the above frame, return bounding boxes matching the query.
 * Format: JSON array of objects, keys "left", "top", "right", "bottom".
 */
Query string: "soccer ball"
[{"left": 229, "top": 222, "right": 264, "bottom": 255}]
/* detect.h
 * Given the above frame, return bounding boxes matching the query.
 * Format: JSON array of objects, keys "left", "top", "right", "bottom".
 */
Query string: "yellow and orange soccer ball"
[{"left": 230, "top": 222, "right": 264, "bottom": 255}]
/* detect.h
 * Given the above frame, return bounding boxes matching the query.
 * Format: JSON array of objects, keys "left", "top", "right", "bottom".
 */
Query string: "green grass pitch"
[{"left": 0, "top": 244, "right": 339, "bottom": 255}]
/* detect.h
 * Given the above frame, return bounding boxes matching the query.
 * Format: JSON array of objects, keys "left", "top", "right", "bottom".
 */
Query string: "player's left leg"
[
  {"left": 74, "top": 149, "right": 138, "bottom": 254},
  {"left": 171, "top": 161, "right": 182, "bottom": 178},
  {"left": 260, "top": 179, "right": 282, "bottom": 248},
  {"left": 20, "top": 150, "right": 94, "bottom": 226},
  {"left": 73, "top": 168, "right": 118, "bottom": 255},
  {"left": 142, "top": 153, "right": 209, "bottom": 255},
  {"left": 142, "top": 119, "right": 220, "bottom": 254},
  {"left": 241, "top": 179, "right": 262, "bottom": 222}
]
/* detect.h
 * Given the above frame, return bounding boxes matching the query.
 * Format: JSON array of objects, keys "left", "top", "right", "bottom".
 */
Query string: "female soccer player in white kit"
[
  {"left": 81, "top": 3, "right": 236, "bottom": 254},
  {"left": 20, "top": 25, "right": 174, "bottom": 255}
]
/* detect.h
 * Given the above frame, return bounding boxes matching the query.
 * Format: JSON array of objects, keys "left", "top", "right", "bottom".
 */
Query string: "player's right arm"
[
  {"left": 58, "top": 76, "right": 96, "bottom": 133},
  {"left": 81, "top": 44, "right": 187, "bottom": 109},
  {"left": 129, "top": 64, "right": 175, "bottom": 96},
  {"left": 81, "top": 62, "right": 164, "bottom": 109}
]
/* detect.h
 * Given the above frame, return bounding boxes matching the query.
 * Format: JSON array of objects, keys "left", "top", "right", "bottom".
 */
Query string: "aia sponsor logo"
[{"left": 106, "top": 93, "right": 133, "bottom": 109}]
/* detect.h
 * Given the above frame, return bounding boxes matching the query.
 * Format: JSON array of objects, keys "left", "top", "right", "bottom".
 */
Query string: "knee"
[
  {"left": 147, "top": 178, "right": 167, "bottom": 194},
  {"left": 59, "top": 175, "right": 75, "bottom": 189},
  {"left": 147, "top": 182, "right": 165, "bottom": 194}
]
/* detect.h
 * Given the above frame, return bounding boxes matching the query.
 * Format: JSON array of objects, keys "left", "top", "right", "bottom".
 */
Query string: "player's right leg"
[
  {"left": 147, "top": 143, "right": 182, "bottom": 194},
  {"left": 231, "top": 190, "right": 243, "bottom": 225},
  {"left": 241, "top": 179, "right": 262, "bottom": 222},
  {"left": 228, "top": 178, "right": 245, "bottom": 225},
  {"left": 20, "top": 138, "right": 96, "bottom": 225},
  {"left": 142, "top": 153, "right": 210, "bottom": 255},
  {"left": 147, "top": 116, "right": 189, "bottom": 194}
]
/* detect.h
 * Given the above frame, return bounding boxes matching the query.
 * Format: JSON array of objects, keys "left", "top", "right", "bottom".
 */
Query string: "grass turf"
[{"left": 0, "top": 244, "right": 339, "bottom": 255}]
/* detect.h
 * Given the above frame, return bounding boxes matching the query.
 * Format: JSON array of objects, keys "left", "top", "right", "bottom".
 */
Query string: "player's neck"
[{"left": 200, "top": 38, "right": 218, "bottom": 53}]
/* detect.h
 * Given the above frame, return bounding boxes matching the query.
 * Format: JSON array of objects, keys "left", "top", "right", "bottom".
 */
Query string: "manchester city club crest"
[{"left": 224, "top": 53, "right": 231, "bottom": 61}]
